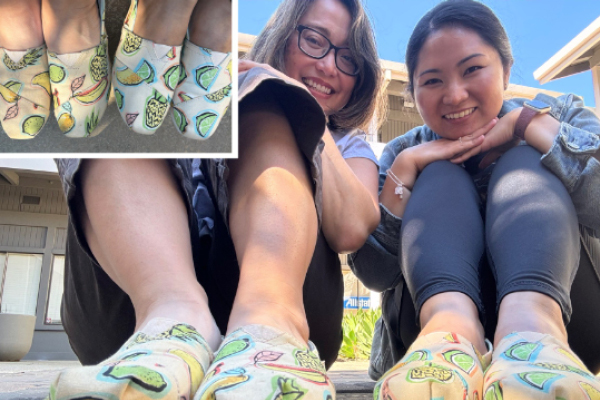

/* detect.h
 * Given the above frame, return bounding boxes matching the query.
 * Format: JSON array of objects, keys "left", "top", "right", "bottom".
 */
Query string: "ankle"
[
  {"left": 419, "top": 292, "right": 487, "bottom": 354},
  {"left": 0, "top": 1, "right": 43, "bottom": 50},
  {"left": 42, "top": 0, "right": 100, "bottom": 54},
  {"left": 495, "top": 292, "right": 567, "bottom": 348},
  {"left": 188, "top": 0, "right": 231, "bottom": 52},
  {"left": 135, "top": 296, "right": 222, "bottom": 352},
  {"left": 227, "top": 301, "right": 310, "bottom": 346},
  {"left": 133, "top": 0, "right": 198, "bottom": 46}
]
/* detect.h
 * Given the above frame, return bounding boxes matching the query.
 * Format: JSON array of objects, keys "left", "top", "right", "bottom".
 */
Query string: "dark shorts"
[{"left": 55, "top": 67, "right": 344, "bottom": 369}]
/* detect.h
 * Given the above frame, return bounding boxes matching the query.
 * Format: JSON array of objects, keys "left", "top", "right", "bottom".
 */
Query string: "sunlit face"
[
  {"left": 413, "top": 27, "right": 510, "bottom": 139},
  {"left": 284, "top": 0, "right": 357, "bottom": 116}
]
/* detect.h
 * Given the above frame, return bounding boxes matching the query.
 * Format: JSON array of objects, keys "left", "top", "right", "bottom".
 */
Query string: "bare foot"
[
  {"left": 133, "top": 0, "right": 198, "bottom": 46},
  {"left": 188, "top": 0, "right": 231, "bottom": 52},
  {"left": 41, "top": 0, "right": 100, "bottom": 54},
  {"left": 0, "top": 0, "right": 43, "bottom": 50},
  {"left": 135, "top": 295, "right": 223, "bottom": 352},
  {"left": 227, "top": 300, "right": 311, "bottom": 348}
]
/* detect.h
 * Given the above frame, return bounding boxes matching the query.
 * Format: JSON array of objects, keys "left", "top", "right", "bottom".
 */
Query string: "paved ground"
[
  {"left": 0, "top": 0, "right": 232, "bottom": 154},
  {"left": 0, "top": 360, "right": 374, "bottom": 400}
]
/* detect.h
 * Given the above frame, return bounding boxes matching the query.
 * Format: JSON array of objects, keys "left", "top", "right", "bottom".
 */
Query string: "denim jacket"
[{"left": 349, "top": 93, "right": 600, "bottom": 379}]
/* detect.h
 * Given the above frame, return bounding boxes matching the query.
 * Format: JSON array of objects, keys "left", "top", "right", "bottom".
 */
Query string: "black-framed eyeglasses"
[{"left": 296, "top": 25, "right": 360, "bottom": 76}]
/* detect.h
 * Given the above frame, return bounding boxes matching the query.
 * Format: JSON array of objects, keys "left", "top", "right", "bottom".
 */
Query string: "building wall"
[
  {"left": 379, "top": 95, "right": 424, "bottom": 143},
  {"left": 0, "top": 174, "right": 76, "bottom": 360}
]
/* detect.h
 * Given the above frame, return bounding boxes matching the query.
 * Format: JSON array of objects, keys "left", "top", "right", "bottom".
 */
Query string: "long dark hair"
[{"left": 406, "top": 0, "right": 513, "bottom": 96}]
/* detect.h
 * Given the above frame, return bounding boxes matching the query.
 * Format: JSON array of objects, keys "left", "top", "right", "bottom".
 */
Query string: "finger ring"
[{"left": 459, "top": 137, "right": 463, "bottom": 144}]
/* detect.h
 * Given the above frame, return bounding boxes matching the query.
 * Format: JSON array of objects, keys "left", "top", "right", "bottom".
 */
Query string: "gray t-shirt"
[{"left": 331, "top": 127, "right": 379, "bottom": 166}]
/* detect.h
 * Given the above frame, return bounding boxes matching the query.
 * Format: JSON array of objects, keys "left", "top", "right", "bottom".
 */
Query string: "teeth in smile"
[
  {"left": 303, "top": 78, "right": 332, "bottom": 95},
  {"left": 444, "top": 107, "right": 475, "bottom": 120}
]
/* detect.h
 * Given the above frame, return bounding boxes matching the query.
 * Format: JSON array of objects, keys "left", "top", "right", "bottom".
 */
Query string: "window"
[
  {"left": 0, "top": 253, "right": 43, "bottom": 315},
  {"left": 45, "top": 255, "right": 65, "bottom": 325}
]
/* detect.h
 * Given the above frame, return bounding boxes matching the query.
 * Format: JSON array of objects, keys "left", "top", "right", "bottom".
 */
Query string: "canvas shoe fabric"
[
  {"left": 113, "top": 0, "right": 183, "bottom": 134},
  {"left": 194, "top": 325, "right": 335, "bottom": 400},
  {"left": 49, "top": 0, "right": 110, "bottom": 138},
  {"left": 172, "top": 39, "right": 232, "bottom": 140},
  {"left": 48, "top": 318, "right": 214, "bottom": 400},
  {"left": 483, "top": 331, "right": 600, "bottom": 400},
  {"left": 0, "top": 45, "right": 51, "bottom": 139},
  {"left": 373, "top": 332, "right": 492, "bottom": 400}
]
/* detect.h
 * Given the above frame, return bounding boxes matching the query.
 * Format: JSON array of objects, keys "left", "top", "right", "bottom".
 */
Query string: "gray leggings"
[{"left": 398, "top": 145, "right": 600, "bottom": 371}]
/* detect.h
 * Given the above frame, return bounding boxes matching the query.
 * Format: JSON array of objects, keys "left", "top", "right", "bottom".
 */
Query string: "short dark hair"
[{"left": 406, "top": 0, "right": 513, "bottom": 96}]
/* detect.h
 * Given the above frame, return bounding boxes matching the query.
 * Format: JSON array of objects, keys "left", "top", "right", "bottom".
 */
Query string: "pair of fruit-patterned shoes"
[
  {"left": 0, "top": 0, "right": 109, "bottom": 139},
  {"left": 48, "top": 318, "right": 334, "bottom": 400},
  {"left": 374, "top": 331, "right": 600, "bottom": 400},
  {"left": 0, "top": 0, "right": 231, "bottom": 140},
  {"left": 113, "top": 0, "right": 231, "bottom": 139}
]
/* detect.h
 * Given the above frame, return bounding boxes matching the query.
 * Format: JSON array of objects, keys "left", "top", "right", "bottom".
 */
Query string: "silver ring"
[{"left": 459, "top": 137, "right": 463, "bottom": 144}]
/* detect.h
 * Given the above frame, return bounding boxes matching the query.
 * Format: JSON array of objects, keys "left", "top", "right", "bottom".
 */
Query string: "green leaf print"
[
  {"left": 114, "top": 88, "right": 124, "bottom": 110},
  {"left": 213, "top": 338, "right": 251, "bottom": 362},
  {"left": 104, "top": 364, "right": 168, "bottom": 393}
]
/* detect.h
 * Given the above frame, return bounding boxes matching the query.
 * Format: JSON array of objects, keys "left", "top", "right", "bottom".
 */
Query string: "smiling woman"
[{"left": 349, "top": 0, "right": 600, "bottom": 399}]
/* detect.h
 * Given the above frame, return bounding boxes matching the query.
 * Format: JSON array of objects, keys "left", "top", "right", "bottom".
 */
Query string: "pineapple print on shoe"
[
  {"left": 483, "top": 332, "right": 600, "bottom": 400},
  {"left": 172, "top": 41, "right": 231, "bottom": 140},
  {"left": 49, "top": 0, "right": 111, "bottom": 138},
  {"left": 374, "top": 332, "right": 491, "bottom": 400},
  {"left": 113, "top": 0, "right": 182, "bottom": 134},
  {"left": 48, "top": 318, "right": 213, "bottom": 400},
  {"left": 0, "top": 46, "right": 51, "bottom": 139}
]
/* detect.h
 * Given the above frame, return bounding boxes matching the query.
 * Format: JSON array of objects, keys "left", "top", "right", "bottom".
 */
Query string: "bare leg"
[
  {"left": 0, "top": 0, "right": 43, "bottom": 50},
  {"left": 41, "top": 0, "right": 100, "bottom": 54},
  {"left": 78, "top": 159, "right": 221, "bottom": 351},
  {"left": 226, "top": 96, "right": 317, "bottom": 344},
  {"left": 419, "top": 292, "right": 487, "bottom": 354},
  {"left": 188, "top": 0, "right": 231, "bottom": 52},
  {"left": 133, "top": 0, "right": 197, "bottom": 46}
]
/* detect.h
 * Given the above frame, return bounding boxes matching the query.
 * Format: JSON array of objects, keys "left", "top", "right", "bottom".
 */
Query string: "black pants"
[
  {"left": 60, "top": 160, "right": 344, "bottom": 369},
  {"left": 393, "top": 146, "right": 600, "bottom": 373}
]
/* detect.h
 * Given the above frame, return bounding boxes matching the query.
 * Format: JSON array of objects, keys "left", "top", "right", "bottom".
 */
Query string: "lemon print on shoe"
[
  {"left": 0, "top": 45, "right": 51, "bottom": 139},
  {"left": 48, "top": 0, "right": 111, "bottom": 138}
]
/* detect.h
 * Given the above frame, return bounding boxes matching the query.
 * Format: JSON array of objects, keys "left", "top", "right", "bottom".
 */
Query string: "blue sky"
[{"left": 239, "top": 0, "right": 600, "bottom": 108}]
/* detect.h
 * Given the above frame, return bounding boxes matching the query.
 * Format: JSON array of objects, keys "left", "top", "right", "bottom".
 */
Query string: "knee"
[
  {"left": 489, "top": 146, "right": 576, "bottom": 223},
  {"left": 411, "top": 161, "right": 477, "bottom": 203},
  {"left": 418, "top": 160, "right": 472, "bottom": 189}
]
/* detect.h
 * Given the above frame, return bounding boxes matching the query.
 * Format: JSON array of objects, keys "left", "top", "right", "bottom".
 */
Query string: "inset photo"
[{"left": 0, "top": 0, "right": 233, "bottom": 154}]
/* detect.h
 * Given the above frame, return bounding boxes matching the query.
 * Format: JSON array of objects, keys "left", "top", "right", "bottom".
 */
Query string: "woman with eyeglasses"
[
  {"left": 49, "top": 0, "right": 382, "bottom": 399},
  {"left": 350, "top": 1, "right": 600, "bottom": 399}
]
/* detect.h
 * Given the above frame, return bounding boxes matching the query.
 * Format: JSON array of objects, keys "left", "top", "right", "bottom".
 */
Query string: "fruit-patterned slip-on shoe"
[
  {"left": 112, "top": 0, "right": 183, "bottom": 134},
  {"left": 194, "top": 325, "right": 335, "bottom": 400},
  {"left": 171, "top": 39, "right": 231, "bottom": 140},
  {"left": 49, "top": 0, "right": 110, "bottom": 138},
  {"left": 483, "top": 331, "right": 600, "bottom": 400},
  {"left": 0, "top": 45, "right": 51, "bottom": 139},
  {"left": 374, "top": 332, "right": 492, "bottom": 400},
  {"left": 48, "top": 318, "right": 213, "bottom": 400}
]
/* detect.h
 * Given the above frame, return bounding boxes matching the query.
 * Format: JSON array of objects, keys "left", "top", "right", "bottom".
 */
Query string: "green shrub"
[{"left": 338, "top": 308, "right": 381, "bottom": 360}]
